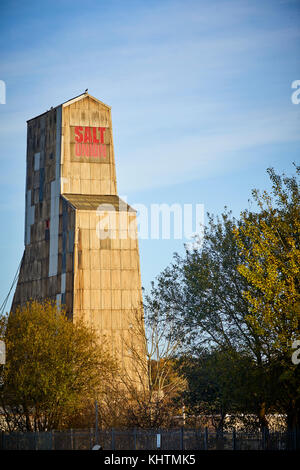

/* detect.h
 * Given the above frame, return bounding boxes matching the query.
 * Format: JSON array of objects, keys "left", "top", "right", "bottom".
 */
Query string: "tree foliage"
[
  {"left": 145, "top": 210, "right": 266, "bottom": 361},
  {"left": 234, "top": 166, "right": 300, "bottom": 428},
  {"left": 0, "top": 300, "right": 116, "bottom": 431},
  {"left": 234, "top": 166, "right": 300, "bottom": 356},
  {"left": 145, "top": 166, "right": 300, "bottom": 430}
]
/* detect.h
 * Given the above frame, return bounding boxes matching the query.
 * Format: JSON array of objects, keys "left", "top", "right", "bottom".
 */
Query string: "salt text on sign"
[{"left": 74, "top": 126, "right": 107, "bottom": 159}]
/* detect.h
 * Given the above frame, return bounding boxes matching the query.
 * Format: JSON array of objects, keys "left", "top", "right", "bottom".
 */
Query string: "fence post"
[
  {"left": 180, "top": 427, "right": 184, "bottom": 450},
  {"left": 204, "top": 427, "right": 208, "bottom": 450},
  {"left": 70, "top": 428, "right": 74, "bottom": 450},
  {"left": 133, "top": 428, "right": 137, "bottom": 450},
  {"left": 262, "top": 426, "right": 269, "bottom": 450},
  {"left": 89, "top": 428, "right": 93, "bottom": 449},
  {"left": 111, "top": 428, "right": 115, "bottom": 450},
  {"left": 51, "top": 430, "right": 54, "bottom": 450},
  {"left": 95, "top": 400, "right": 98, "bottom": 444},
  {"left": 232, "top": 428, "right": 236, "bottom": 450},
  {"left": 156, "top": 431, "right": 161, "bottom": 449}
]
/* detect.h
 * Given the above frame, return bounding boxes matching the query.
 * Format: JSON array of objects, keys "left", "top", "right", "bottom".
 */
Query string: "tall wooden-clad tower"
[{"left": 12, "top": 92, "right": 144, "bottom": 369}]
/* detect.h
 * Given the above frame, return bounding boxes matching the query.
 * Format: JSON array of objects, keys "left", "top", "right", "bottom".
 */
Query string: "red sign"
[{"left": 73, "top": 126, "right": 108, "bottom": 159}]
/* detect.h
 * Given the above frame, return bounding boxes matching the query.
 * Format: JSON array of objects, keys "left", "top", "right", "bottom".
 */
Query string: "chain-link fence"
[{"left": 0, "top": 428, "right": 299, "bottom": 450}]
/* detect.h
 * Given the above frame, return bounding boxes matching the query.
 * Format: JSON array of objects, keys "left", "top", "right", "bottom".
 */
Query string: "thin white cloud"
[
  {"left": 0, "top": 0, "right": 299, "bottom": 196},
  {"left": 117, "top": 108, "right": 300, "bottom": 192}
]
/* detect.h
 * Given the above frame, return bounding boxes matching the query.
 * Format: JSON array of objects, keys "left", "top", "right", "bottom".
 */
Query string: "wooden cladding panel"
[{"left": 73, "top": 208, "right": 143, "bottom": 368}]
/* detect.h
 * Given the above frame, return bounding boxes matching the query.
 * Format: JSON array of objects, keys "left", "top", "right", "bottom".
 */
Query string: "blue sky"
[{"left": 0, "top": 0, "right": 299, "bottom": 308}]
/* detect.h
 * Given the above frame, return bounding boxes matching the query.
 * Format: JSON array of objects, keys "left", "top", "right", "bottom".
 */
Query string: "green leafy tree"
[
  {"left": 0, "top": 300, "right": 116, "bottom": 431},
  {"left": 145, "top": 209, "right": 282, "bottom": 429},
  {"left": 234, "top": 166, "right": 300, "bottom": 429},
  {"left": 177, "top": 349, "right": 278, "bottom": 432},
  {"left": 146, "top": 211, "right": 264, "bottom": 356},
  {"left": 234, "top": 166, "right": 300, "bottom": 355}
]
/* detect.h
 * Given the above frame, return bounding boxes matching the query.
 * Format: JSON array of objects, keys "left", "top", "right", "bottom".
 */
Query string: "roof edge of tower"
[
  {"left": 62, "top": 194, "right": 136, "bottom": 213},
  {"left": 27, "top": 92, "right": 111, "bottom": 122},
  {"left": 62, "top": 93, "right": 111, "bottom": 110}
]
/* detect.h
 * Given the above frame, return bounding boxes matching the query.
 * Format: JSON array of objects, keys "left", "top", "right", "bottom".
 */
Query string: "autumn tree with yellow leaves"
[
  {"left": 234, "top": 166, "right": 300, "bottom": 429},
  {"left": 0, "top": 300, "right": 117, "bottom": 432},
  {"left": 145, "top": 165, "right": 300, "bottom": 431},
  {"left": 234, "top": 166, "right": 300, "bottom": 357}
]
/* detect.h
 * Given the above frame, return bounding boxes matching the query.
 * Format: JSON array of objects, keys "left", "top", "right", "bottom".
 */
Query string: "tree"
[
  {"left": 177, "top": 350, "right": 238, "bottom": 432},
  {"left": 145, "top": 209, "right": 282, "bottom": 429},
  {"left": 0, "top": 300, "right": 116, "bottom": 431},
  {"left": 146, "top": 211, "right": 264, "bottom": 356},
  {"left": 234, "top": 166, "right": 300, "bottom": 429},
  {"left": 100, "top": 308, "right": 187, "bottom": 428},
  {"left": 177, "top": 348, "right": 278, "bottom": 432},
  {"left": 234, "top": 166, "right": 300, "bottom": 356}
]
